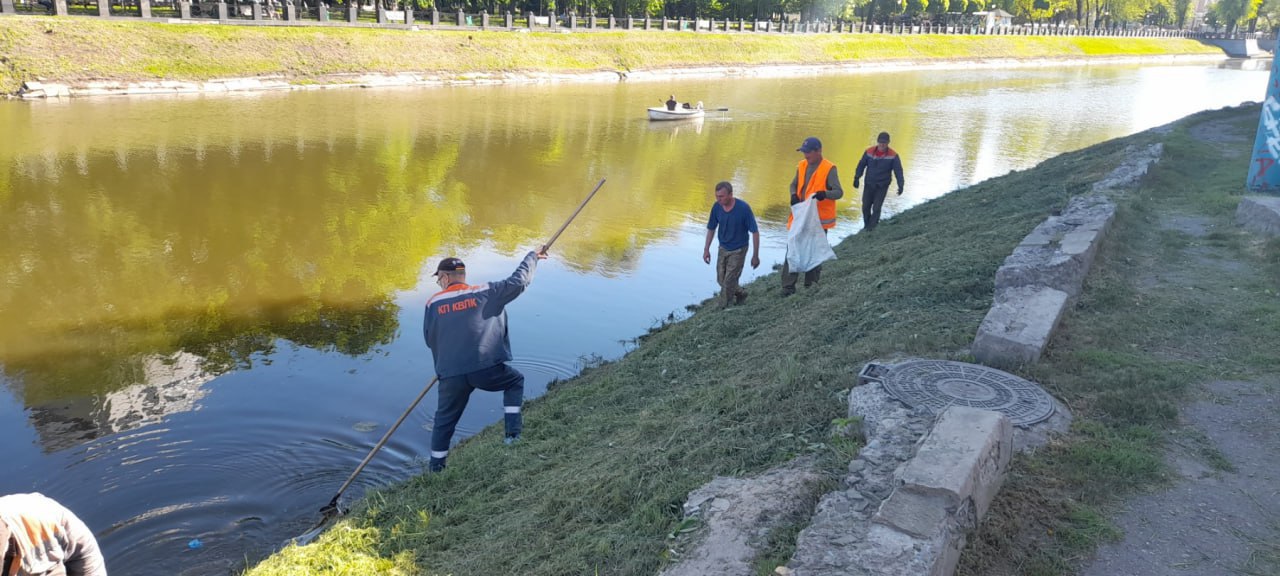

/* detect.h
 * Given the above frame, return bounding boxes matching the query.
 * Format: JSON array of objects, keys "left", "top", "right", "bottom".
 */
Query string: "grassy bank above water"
[
  {"left": 244, "top": 96, "right": 1280, "bottom": 575},
  {"left": 0, "top": 16, "right": 1224, "bottom": 94}
]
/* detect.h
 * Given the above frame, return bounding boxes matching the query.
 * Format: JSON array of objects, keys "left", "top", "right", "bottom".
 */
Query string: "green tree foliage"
[
  {"left": 1207, "top": 0, "right": 1263, "bottom": 32},
  {"left": 1172, "top": 0, "right": 1191, "bottom": 27},
  {"left": 261, "top": 0, "right": 1216, "bottom": 22},
  {"left": 1144, "top": 0, "right": 1171, "bottom": 25},
  {"left": 1010, "top": 0, "right": 1070, "bottom": 22},
  {"left": 862, "top": 0, "right": 903, "bottom": 22},
  {"left": 1259, "top": 0, "right": 1280, "bottom": 31}
]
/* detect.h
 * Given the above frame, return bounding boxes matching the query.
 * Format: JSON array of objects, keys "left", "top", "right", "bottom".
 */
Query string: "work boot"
[
  {"left": 503, "top": 434, "right": 521, "bottom": 446},
  {"left": 735, "top": 290, "right": 748, "bottom": 305},
  {"left": 428, "top": 457, "right": 447, "bottom": 472}
]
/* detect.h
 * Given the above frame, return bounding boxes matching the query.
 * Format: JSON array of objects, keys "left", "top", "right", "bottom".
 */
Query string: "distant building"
[
  {"left": 974, "top": 9, "right": 1015, "bottom": 32},
  {"left": 1194, "top": 0, "right": 1215, "bottom": 29}
]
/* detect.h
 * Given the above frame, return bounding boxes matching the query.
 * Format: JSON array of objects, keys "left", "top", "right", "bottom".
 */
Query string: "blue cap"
[{"left": 797, "top": 137, "right": 822, "bottom": 153}]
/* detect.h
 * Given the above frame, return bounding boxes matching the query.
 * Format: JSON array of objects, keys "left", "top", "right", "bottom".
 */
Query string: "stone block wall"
[
  {"left": 972, "top": 194, "right": 1115, "bottom": 366},
  {"left": 787, "top": 402, "right": 1013, "bottom": 576}
]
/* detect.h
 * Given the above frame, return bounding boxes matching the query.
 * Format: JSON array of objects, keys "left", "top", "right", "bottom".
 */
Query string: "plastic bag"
[{"left": 786, "top": 198, "right": 836, "bottom": 273}]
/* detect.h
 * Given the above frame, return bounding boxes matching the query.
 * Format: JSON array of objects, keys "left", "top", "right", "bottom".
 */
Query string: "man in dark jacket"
[
  {"left": 852, "top": 131, "right": 905, "bottom": 231},
  {"left": 422, "top": 248, "right": 547, "bottom": 472}
]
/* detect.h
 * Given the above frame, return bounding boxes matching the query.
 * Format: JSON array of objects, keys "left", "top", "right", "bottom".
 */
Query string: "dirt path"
[
  {"left": 1081, "top": 378, "right": 1280, "bottom": 576},
  {"left": 1082, "top": 125, "right": 1280, "bottom": 576}
]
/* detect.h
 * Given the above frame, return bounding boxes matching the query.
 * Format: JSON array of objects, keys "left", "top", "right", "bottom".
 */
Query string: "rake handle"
[
  {"left": 543, "top": 178, "right": 606, "bottom": 251},
  {"left": 326, "top": 376, "right": 440, "bottom": 510}
]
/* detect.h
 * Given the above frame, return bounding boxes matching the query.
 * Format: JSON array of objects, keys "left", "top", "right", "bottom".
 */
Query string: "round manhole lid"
[{"left": 876, "top": 360, "right": 1055, "bottom": 427}]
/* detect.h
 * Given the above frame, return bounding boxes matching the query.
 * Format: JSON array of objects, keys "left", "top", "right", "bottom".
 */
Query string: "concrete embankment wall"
[{"left": 1201, "top": 37, "right": 1274, "bottom": 57}]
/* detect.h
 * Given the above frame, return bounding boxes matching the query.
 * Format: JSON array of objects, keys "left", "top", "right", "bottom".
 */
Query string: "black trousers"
[{"left": 861, "top": 182, "right": 891, "bottom": 230}]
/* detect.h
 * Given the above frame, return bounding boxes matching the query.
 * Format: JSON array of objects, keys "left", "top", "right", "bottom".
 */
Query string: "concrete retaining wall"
[
  {"left": 969, "top": 142, "right": 1167, "bottom": 367},
  {"left": 971, "top": 285, "right": 1071, "bottom": 366},
  {"left": 972, "top": 194, "right": 1115, "bottom": 366},
  {"left": 868, "top": 407, "right": 1012, "bottom": 576},
  {"left": 1201, "top": 38, "right": 1269, "bottom": 58},
  {"left": 786, "top": 403, "right": 1013, "bottom": 576},
  {"left": 992, "top": 194, "right": 1116, "bottom": 298}
]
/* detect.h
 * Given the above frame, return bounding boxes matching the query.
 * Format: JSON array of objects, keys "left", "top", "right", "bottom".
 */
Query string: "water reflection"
[
  {"left": 23, "top": 352, "right": 212, "bottom": 453},
  {"left": 645, "top": 116, "right": 707, "bottom": 136},
  {"left": 0, "top": 62, "right": 1266, "bottom": 574}
]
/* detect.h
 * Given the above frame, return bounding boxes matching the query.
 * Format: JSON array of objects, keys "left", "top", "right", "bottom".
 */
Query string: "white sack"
[{"left": 786, "top": 198, "right": 836, "bottom": 273}]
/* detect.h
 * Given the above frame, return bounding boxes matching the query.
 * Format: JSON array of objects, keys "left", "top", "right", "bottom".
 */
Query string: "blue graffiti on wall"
[{"left": 1248, "top": 37, "right": 1280, "bottom": 192}]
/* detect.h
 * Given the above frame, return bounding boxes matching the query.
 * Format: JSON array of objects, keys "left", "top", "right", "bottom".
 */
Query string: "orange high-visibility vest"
[{"left": 788, "top": 158, "right": 837, "bottom": 230}]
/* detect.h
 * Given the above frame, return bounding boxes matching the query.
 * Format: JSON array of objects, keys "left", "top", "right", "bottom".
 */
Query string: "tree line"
[{"left": 400, "top": 0, "right": 1275, "bottom": 35}]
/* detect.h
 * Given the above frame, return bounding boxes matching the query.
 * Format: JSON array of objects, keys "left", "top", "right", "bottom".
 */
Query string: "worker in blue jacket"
[{"left": 423, "top": 248, "right": 548, "bottom": 472}]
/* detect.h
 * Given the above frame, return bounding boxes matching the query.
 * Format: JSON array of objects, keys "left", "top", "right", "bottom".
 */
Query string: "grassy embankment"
[
  {"left": 244, "top": 101, "right": 1280, "bottom": 574},
  {"left": 0, "top": 16, "right": 1223, "bottom": 94}
]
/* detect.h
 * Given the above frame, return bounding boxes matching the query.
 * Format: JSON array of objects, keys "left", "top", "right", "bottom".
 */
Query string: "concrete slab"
[
  {"left": 793, "top": 407, "right": 1012, "bottom": 576},
  {"left": 663, "top": 458, "right": 823, "bottom": 576},
  {"left": 972, "top": 285, "right": 1069, "bottom": 367},
  {"left": 1237, "top": 196, "right": 1280, "bottom": 237},
  {"left": 871, "top": 489, "right": 950, "bottom": 538},
  {"left": 19, "top": 82, "right": 71, "bottom": 99},
  {"left": 993, "top": 194, "right": 1115, "bottom": 298},
  {"left": 789, "top": 384, "right": 934, "bottom": 576},
  {"left": 896, "top": 407, "right": 1012, "bottom": 518}
]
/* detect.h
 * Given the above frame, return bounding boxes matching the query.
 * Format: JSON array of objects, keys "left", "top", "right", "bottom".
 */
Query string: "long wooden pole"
[
  {"left": 325, "top": 376, "right": 439, "bottom": 511},
  {"left": 543, "top": 178, "right": 606, "bottom": 250},
  {"left": 290, "top": 376, "right": 439, "bottom": 546}
]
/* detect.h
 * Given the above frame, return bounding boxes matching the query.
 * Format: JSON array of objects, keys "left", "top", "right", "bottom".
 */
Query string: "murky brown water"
[{"left": 0, "top": 60, "right": 1265, "bottom": 574}]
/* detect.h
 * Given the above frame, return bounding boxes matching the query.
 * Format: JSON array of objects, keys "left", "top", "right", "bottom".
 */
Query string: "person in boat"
[
  {"left": 666, "top": 95, "right": 677, "bottom": 111},
  {"left": 0, "top": 492, "right": 108, "bottom": 576},
  {"left": 422, "top": 248, "right": 548, "bottom": 472}
]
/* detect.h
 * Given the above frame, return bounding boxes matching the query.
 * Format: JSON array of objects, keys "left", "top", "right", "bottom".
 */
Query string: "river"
[{"left": 0, "top": 59, "right": 1266, "bottom": 575}]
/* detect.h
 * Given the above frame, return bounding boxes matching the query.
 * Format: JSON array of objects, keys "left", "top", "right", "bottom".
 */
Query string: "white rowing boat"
[{"left": 647, "top": 105, "right": 705, "bottom": 121}]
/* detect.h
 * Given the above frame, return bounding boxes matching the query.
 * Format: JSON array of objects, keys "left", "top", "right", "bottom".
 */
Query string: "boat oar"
[{"left": 287, "top": 376, "right": 439, "bottom": 547}]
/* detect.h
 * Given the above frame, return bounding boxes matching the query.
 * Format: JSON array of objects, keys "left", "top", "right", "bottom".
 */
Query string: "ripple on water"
[
  {"left": 508, "top": 355, "right": 579, "bottom": 384},
  {"left": 75, "top": 414, "right": 429, "bottom": 576}
]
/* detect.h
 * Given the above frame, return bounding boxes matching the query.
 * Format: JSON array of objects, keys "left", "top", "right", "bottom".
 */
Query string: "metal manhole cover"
[{"left": 870, "top": 360, "right": 1055, "bottom": 427}]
